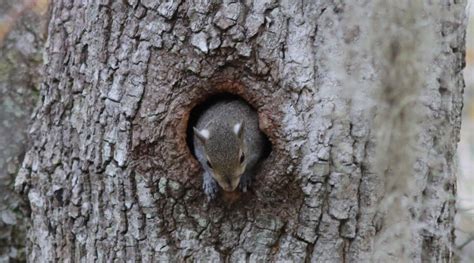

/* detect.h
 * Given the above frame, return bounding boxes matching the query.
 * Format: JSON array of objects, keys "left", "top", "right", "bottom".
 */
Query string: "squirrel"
[{"left": 193, "top": 99, "right": 265, "bottom": 201}]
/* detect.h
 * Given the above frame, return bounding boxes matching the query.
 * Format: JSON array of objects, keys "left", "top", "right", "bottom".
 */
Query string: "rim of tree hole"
[{"left": 131, "top": 79, "right": 300, "bottom": 206}]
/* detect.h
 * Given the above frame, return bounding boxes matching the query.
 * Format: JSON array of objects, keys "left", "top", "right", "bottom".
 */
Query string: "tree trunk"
[{"left": 16, "top": 0, "right": 466, "bottom": 262}]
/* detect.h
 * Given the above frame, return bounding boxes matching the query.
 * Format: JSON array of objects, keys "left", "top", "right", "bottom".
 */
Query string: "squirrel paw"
[
  {"left": 239, "top": 173, "right": 252, "bottom": 193},
  {"left": 203, "top": 177, "right": 218, "bottom": 201}
]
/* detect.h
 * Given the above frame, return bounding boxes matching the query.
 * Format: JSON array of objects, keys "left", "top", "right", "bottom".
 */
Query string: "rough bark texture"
[
  {"left": 16, "top": 0, "right": 466, "bottom": 262},
  {"left": 0, "top": 1, "right": 47, "bottom": 261}
]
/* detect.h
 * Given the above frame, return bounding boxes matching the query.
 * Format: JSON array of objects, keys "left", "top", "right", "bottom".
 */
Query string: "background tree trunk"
[
  {"left": 16, "top": 0, "right": 466, "bottom": 262},
  {"left": 0, "top": 0, "right": 47, "bottom": 261}
]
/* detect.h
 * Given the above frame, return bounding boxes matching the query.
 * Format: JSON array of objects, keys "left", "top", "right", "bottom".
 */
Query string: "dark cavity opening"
[{"left": 186, "top": 93, "right": 272, "bottom": 160}]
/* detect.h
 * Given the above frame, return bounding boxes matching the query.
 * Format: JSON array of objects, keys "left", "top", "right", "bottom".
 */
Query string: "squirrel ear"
[
  {"left": 193, "top": 127, "right": 209, "bottom": 143},
  {"left": 233, "top": 122, "right": 244, "bottom": 138}
]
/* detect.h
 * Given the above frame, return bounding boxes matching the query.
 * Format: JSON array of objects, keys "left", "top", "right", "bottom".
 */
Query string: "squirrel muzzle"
[{"left": 220, "top": 175, "right": 239, "bottom": 192}]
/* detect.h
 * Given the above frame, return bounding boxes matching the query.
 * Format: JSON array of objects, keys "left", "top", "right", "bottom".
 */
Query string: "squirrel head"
[{"left": 194, "top": 121, "right": 247, "bottom": 192}]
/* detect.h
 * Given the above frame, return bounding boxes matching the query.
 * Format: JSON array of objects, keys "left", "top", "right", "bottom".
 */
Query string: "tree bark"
[{"left": 16, "top": 0, "right": 466, "bottom": 262}]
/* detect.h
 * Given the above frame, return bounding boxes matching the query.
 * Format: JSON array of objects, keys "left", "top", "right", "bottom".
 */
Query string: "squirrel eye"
[
  {"left": 206, "top": 160, "right": 213, "bottom": 169},
  {"left": 240, "top": 153, "right": 245, "bottom": 164}
]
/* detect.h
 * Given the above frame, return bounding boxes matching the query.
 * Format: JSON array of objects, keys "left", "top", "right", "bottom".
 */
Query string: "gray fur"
[{"left": 193, "top": 100, "right": 264, "bottom": 200}]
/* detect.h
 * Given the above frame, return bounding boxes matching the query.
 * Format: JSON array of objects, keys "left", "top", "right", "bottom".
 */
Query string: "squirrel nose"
[
  {"left": 222, "top": 177, "right": 234, "bottom": 191},
  {"left": 222, "top": 183, "right": 232, "bottom": 191}
]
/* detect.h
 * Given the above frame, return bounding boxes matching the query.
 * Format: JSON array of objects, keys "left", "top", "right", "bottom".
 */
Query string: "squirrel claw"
[
  {"left": 239, "top": 174, "right": 252, "bottom": 193},
  {"left": 203, "top": 177, "right": 218, "bottom": 201}
]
